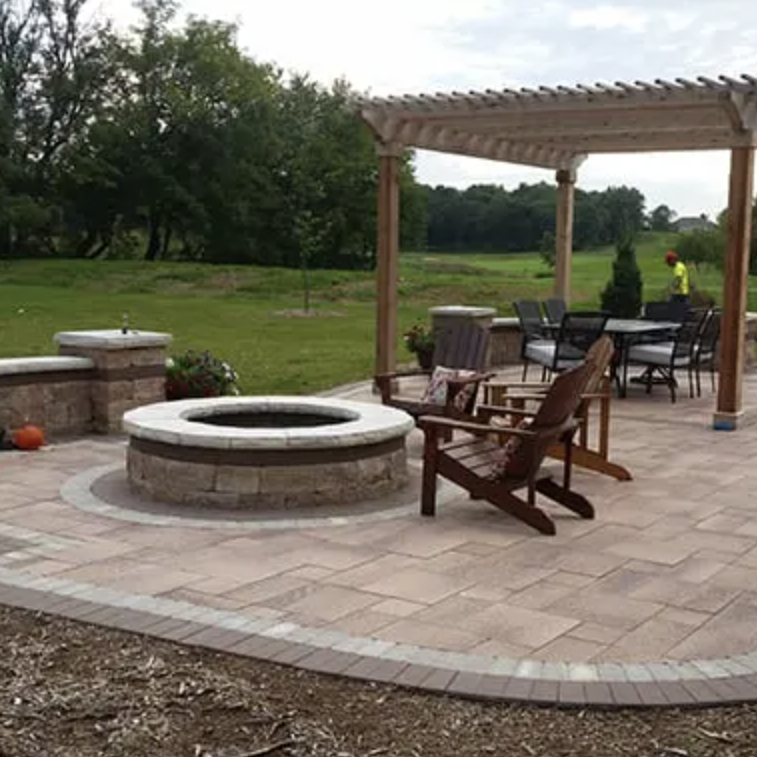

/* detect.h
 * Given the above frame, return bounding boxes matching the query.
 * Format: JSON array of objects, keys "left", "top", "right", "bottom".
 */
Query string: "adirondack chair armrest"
[
  {"left": 418, "top": 414, "right": 537, "bottom": 440},
  {"left": 374, "top": 369, "right": 431, "bottom": 403},
  {"left": 446, "top": 370, "right": 495, "bottom": 388},
  {"left": 375, "top": 369, "right": 431, "bottom": 381},
  {"left": 484, "top": 380, "right": 553, "bottom": 392}
]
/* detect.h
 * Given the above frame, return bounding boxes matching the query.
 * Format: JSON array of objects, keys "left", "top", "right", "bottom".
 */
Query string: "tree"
[
  {"left": 0, "top": 0, "right": 116, "bottom": 257},
  {"left": 539, "top": 231, "right": 556, "bottom": 269},
  {"left": 676, "top": 228, "right": 723, "bottom": 272},
  {"left": 600, "top": 236, "right": 643, "bottom": 318},
  {"left": 649, "top": 204, "right": 676, "bottom": 232}
]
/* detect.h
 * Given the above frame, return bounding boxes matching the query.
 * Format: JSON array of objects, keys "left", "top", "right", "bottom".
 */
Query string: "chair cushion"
[
  {"left": 524, "top": 340, "right": 555, "bottom": 364},
  {"left": 627, "top": 342, "right": 690, "bottom": 367},
  {"left": 525, "top": 340, "right": 583, "bottom": 370},
  {"left": 489, "top": 417, "right": 533, "bottom": 480},
  {"left": 420, "top": 366, "right": 477, "bottom": 411}
]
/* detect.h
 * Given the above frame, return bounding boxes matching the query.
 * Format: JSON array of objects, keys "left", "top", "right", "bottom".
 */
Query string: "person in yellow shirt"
[{"left": 665, "top": 250, "right": 689, "bottom": 303}]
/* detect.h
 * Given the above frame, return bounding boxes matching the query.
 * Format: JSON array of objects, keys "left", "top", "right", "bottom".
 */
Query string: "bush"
[
  {"left": 600, "top": 236, "right": 643, "bottom": 318},
  {"left": 165, "top": 350, "right": 240, "bottom": 400}
]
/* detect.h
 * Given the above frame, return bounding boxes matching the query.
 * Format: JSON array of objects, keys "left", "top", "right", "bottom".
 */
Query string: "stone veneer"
[
  {"left": 55, "top": 330, "right": 172, "bottom": 433},
  {"left": 0, "top": 329, "right": 171, "bottom": 439},
  {"left": 123, "top": 396, "right": 415, "bottom": 509},
  {"left": 0, "top": 357, "right": 94, "bottom": 435}
]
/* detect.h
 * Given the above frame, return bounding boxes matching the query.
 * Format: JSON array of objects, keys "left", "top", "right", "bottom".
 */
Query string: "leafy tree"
[
  {"left": 600, "top": 236, "right": 643, "bottom": 318},
  {"left": 676, "top": 228, "right": 723, "bottom": 272},
  {"left": 649, "top": 204, "right": 676, "bottom": 231},
  {"left": 0, "top": 0, "right": 116, "bottom": 257}
]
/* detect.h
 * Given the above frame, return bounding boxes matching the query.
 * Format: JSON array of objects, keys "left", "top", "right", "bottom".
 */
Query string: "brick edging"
[{"left": 3, "top": 578, "right": 757, "bottom": 709}]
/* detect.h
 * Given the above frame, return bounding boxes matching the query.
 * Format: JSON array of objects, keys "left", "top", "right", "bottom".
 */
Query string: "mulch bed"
[{"left": 2, "top": 605, "right": 757, "bottom": 756}]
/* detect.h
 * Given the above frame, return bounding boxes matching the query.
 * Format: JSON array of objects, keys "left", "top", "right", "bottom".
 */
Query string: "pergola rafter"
[
  {"left": 359, "top": 76, "right": 757, "bottom": 164},
  {"left": 360, "top": 73, "right": 757, "bottom": 430}
]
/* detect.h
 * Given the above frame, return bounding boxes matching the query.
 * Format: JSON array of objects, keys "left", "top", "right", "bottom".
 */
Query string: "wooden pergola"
[{"left": 357, "top": 74, "right": 757, "bottom": 430}]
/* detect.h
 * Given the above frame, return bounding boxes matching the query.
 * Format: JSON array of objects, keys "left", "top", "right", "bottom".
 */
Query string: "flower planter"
[{"left": 417, "top": 349, "right": 434, "bottom": 370}]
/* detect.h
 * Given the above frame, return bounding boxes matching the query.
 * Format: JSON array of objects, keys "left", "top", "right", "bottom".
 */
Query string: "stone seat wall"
[
  {"left": 0, "top": 357, "right": 95, "bottom": 436},
  {"left": 0, "top": 329, "right": 172, "bottom": 439}
]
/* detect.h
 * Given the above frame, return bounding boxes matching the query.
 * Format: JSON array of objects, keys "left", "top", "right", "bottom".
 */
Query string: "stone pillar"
[
  {"left": 555, "top": 168, "right": 576, "bottom": 305},
  {"left": 429, "top": 306, "right": 497, "bottom": 366},
  {"left": 55, "top": 329, "right": 172, "bottom": 433}
]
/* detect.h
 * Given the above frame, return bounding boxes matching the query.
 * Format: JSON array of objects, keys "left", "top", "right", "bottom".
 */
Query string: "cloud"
[
  {"left": 106, "top": 0, "right": 757, "bottom": 217},
  {"left": 568, "top": 5, "right": 649, "bottom": 32}
]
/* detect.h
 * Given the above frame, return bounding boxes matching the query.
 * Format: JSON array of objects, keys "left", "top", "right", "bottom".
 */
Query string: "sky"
[{"left": 106, "top": 0, "right": 757, "bottom": 220}]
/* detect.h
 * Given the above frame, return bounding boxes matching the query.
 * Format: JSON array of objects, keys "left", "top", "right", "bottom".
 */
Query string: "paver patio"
[{"left": 4, "top": 369, "right": 757, "bottom": 707}]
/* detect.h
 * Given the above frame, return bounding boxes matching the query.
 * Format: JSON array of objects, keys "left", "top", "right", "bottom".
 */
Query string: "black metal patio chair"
[
  {"left": 624, "top": 308, "right": 710, "bottom": 402},
  {"left": 514, "top": 300, "right": 551, "bottom": 380},
  {"left": 523, "top": 311, "right": 609, "bottom": 382}
]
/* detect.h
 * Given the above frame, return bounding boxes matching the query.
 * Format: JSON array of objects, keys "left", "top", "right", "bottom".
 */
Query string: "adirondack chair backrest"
[
  {"left": 432, "top": 320, "right": 490, "bottom": 371},
  {"left": 583, "top": 335, "right": 614, "bottom": 395},
  {"left": 502, "top": 360, "right": 596, "bottom": 482},
  {"left": 530, "top": 360, "right": 595, "bottom": 432}
]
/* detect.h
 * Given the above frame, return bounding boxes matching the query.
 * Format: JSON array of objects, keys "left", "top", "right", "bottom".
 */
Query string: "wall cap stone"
[
  {"left": 0, "top": 356, "right": 94, "bottom": 376},
  {"left": 428, "top": 305, "right": 497, "bottom": 319},
  {"left": 54, "top": 329, "right": 172, "bottom": 350},
  {"left": 123, "top": 396, "right": 415, "bottom": 450},
  {"left": 491, "top": 317, "right": 520, "bottom": 328}
]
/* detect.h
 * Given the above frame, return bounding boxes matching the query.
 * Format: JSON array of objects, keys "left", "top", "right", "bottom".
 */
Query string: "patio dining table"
[{"left": 543, "top": 317, "right": 680, "bottom": 398}]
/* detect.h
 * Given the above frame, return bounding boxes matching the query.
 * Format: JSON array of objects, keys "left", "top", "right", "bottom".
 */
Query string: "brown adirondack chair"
[
  {"left": 419, "top": 360, "right": 596, "bottom": 535},
  {"left": 479, "top": 335, "right": 632, "bottom": 481},
  {"left": 375, "top": 320, "right": 494, "bottom": 424}
]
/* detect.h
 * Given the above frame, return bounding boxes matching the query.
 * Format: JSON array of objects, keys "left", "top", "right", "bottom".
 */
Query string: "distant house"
[{"left": 674, "top": 214, "right": 717, "bottom": 233}]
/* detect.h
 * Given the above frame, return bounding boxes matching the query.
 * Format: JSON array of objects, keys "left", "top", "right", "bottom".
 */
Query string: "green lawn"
[{"left": 0, "top": 234, "right": 748, "bottom": 394}]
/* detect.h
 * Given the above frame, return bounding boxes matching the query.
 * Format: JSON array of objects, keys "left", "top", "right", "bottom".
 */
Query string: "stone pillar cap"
[
  {"left": 428, "top": 305, "right": 497, "bottom": 318},
  {"left": 54, "top": 329, "right": 172, "bottom": 350}
]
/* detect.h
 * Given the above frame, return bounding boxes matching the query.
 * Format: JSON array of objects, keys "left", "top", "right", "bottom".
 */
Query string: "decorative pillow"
[
  {"left": 420, "top": 366, "right": 478, "bottom": 411},
  {"left": 421, "top": 366, "right": 457, "bottom": 405},
  {"left": 449, "top": 369, "right": 477, "bottom": 411},
  {"left": 489, "top": 417, "right": 533, "bottom": 480}
]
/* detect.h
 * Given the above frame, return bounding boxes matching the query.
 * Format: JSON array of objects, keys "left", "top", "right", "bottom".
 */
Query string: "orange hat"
[{"left": 665, "top": 250, "right": 678, "bottom": 265}]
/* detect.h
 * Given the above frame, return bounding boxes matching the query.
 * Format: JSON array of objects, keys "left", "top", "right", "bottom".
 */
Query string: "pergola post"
[
  {"left": 554, "top": 168, "right": 576, "bottom": 304},
  {"left": 714, "top": 146, "right": 754, "bottom": 430},
  {"left": 375, "top": 142, "right": 401, "bottom": 377}
]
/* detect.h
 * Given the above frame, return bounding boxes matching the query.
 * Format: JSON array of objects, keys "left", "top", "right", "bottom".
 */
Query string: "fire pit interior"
[
  {"left": 123, "top": 396, "right": 414, "bottom": 510},
  {"left": 191, "top": 411, "right": 350, "bottom": 429}
]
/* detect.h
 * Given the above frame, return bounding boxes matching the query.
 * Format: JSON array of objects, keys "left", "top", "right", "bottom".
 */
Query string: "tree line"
[
  {"left": 1, "top": 0, "right": 676, "bottom": 269},
  {"left": 422, "top": 182, "right": 662, "bottom": 252}
]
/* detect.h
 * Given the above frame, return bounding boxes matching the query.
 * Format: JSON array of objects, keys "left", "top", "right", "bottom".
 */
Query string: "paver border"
[
  {"left": 3, "top": 565, "right": 757, "bottom": 709},
  {"left": 60, "top": 461, "right": 463, "bottom": 531}
]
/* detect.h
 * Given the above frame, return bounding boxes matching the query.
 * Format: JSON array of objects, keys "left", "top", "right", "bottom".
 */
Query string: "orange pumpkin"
[{"left": 12, "top": 424, "right": 45, "bottom": 451}]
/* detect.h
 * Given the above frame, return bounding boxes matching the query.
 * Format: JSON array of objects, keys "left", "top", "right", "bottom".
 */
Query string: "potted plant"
[
  {"left": 165, "top": 350, "right": 240, "bottom": 400},
  {"left": 403, "top": 323, "right": 435, "bottom": 369}
]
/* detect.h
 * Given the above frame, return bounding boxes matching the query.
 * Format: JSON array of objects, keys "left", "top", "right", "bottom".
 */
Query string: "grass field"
[{"left": 0, "top": 232, "right": 749, "bottom": 394}]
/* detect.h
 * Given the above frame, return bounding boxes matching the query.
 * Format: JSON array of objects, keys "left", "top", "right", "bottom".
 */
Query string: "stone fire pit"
[{"left": 123, "top": 396, "right": 414, "bottom": 510}]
